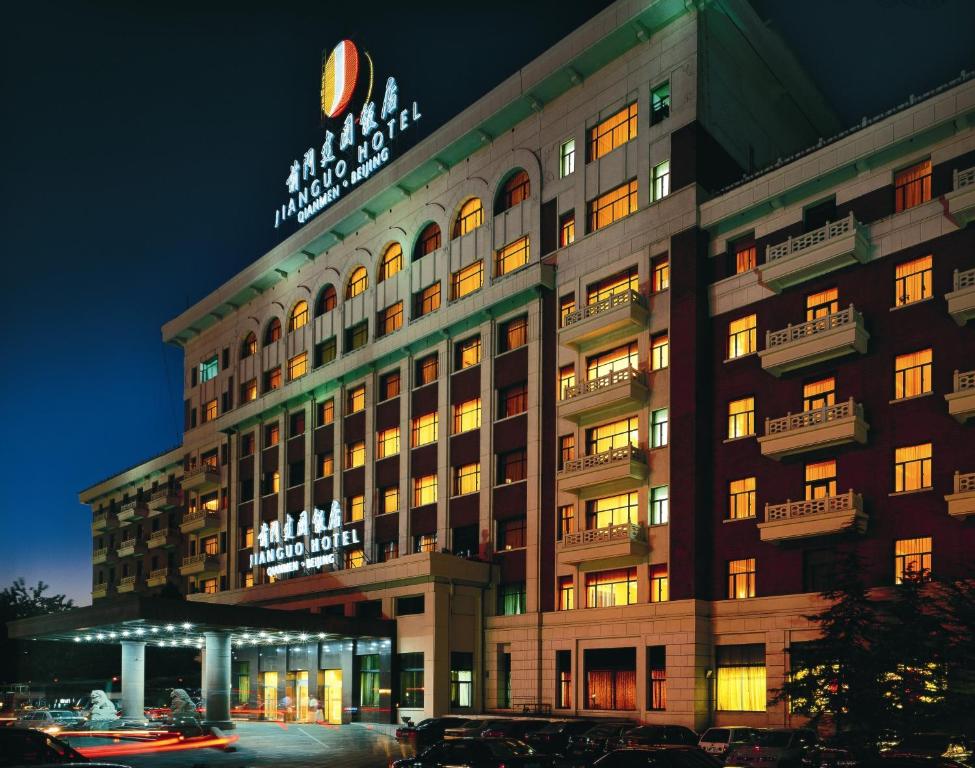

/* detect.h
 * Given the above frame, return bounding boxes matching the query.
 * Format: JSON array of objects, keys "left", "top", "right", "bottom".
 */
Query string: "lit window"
[
  {"left": 894, "top": 537, "right": 932, "bottom": 583},
  {"left": 415, "top": 354, "right": 438, "bottom": 386},
  {"left": 560, "top": 139, "right": 576, "bottom": 177},
  {"left": 650, "top": 564, "right": 669, "bottom": 602},
  {"left": 378, "top": 243, "right": 403, "bottom": 282},
  {"left": 240, "top": 433, "right": 255, "bottom": 456},
  {"left": 411, "top": 412, "right": 438, "bottom": 447},
  {"left": 243, "top": 572, "right": 254, "bottom": 588},
  {"left": 558, "top": 576, "right": 575, "bottom": 610},
  {"left": 729, "top": 477, "right": 756, "bottom": 520},
  {"left": 452, "top": 198, "right": 483, "bottom": 239},
  {"left": 650, "top": 485, "right": 669, "bottom": 525},
  {"left": 558, "top": 505, "right": 575, "bottom": 539},
  {"left": 803, "top": 378, "right": 835, "bottom": 411},
  {"left": 414, "top": 222, "right": 441, "bottom": 261},
  {"left": 728, "top": 315, "right": 757, "bottom": 359},
  {"left": 588, "top": 179, "right": 638, "bottom": 233},
  {"left": 379, "top": 371, "right": 400, "bottom": 400},
  {"left": 202, "top": 399, "right": 218, "bottom": 422},
  {"left": 288, "top": 301, "right": 308, "bottom": 332},
  {"left": 894, "top": 443, "right": 932, "bottom": 492},
  {"left": 287, "top": 352, "right": 307, "bottom": 381},
  {"left": 586, "top": 567, "right": 637, "bottom": 608},
  {"left": 651, "top": 160, "right": 670, "bottom": 202},
  {"left": 895, "top": 255, "right": 933, "bottom": 307},
  {"left": 716, "top": 645, "right": 766, "bottom": 711},
  {"left": 346, "top": 385, "right": 365, "bottom": 414},
  {"left": 734, "top": 241, "right": 757, "bottom": 274},
  {"left": 652, "top": 256, "right": 670, "bottom": 292},
  {"left": 498, "top": 517, "right": 527, "bottom": 550},
  {"left": 805, "top": 460, "right": 836, "bottom": 499},
  {"left": 347, "top": 494, "right": 364, "bottom": 522},
  {"left": 588, "top": 103, "right": 637, "bottom": 161},
  {"left": 264, "top": 318, "right": 281, "bottom": 345},
  {"left": 345, "top": 441, "right": 365, "bottom": 469},
  {"left": 263, "top": 367, "right": 282, "bottom": 393},
  {"left": 455, "top": 336, "right": 481, "bottom": 369},
  {"left": 588, "top": 267, "right": 638, "bottom": 304},
  {"left": 415, "top": 532, "right": 438, "bottom": 553},
  {"left": 344, "top": 548, "right": 365, "bottom": 568},
  {"left": 651, "top": 81, "right": 670, "bottom": 125},
  {"left": 317, "top": 399, "right": 334, "bottom": 426},
  {"left": 412, "top": 474, "right": 437, "bottom": 507},
  {"left": 380, "top": 486, "right": 399, "bottom": 514},
  {"left": 453, "top": 398, "right": 482, "bottom": 433},
  {"left": 728, "top": 558, "right": 756, "bottom": 599},
  {"left": 558, "top": 365, "right": 575, "bottom": 400},
  {"left": 495, "top": 236, "right": 530, "bottom": 277},
  {"left": 240, "top": 333, "right": 257, "bottom": 359},
  {"left": 728, "top": 397, "right": 755, "bottom": 439},
  {"left": 241, "top": 379, "right": 257, "bottom": 402},
  {"left": 559, "top": 211, "right": 576, "bottom": 247},
  {"left": 451, "top": 261, "right": 483, "bottom": 300},
  {"left": 894, "top": 159, "right": 932, "bottom": 212},
  {"left": 651, "top": 408, "right": 668, "bottom": 448},
  {"left": 500, "top": 383, "right": 528, "bottom": 418},
  {"left": 496, "top": 170, "right": 530, "bottom": 213},
  {"left": 497, "top": 449, "right": 527, "bottom": 484},
  {"left": 376, "top": 427, "right": 400, "bottom": 459},
  {"left": 894, "top": 349, "right": 932, "bottom": 400},
  {"left": 449, "top": 652, "right": 474, "bottom": 708},
  {"left": 378, "top": 540, "right": 399, "bottom": 562},
  {"left": 806, "top": 288, "right": 839, "bottom": 320},
  {"left": 648, "top": 646, "right": 666, "bottom": 711},
  {"left": 559, "top": 294, "right": 576, "bottom": 326},
  {"left": 264, "top": 470, "right": 280, "bottom": 495},
  {"left": 346, "top": 266, "right": 368, "bottom": 299},
  {"left": 200, "top": 357, "right": 218, "bottom": 383},
  {"left": 377, "top": 302, "right": 404, "bottom": 337},
  {"left": 559, "top": 434, "right": 575, "bottom": 470},
  {"left": 317, "top": 453, "right": 334, "bottom": 478},
  {"left": 587, "top": 492, "right": 638, "bottom": 528},
  {"left": 314, "top": 284, "right": 337, "bottom": 316},
  {"left": 586, "top": 416, "right": 638, "bottom": 455},
  {"left": 498, "top": 582, "right": 526, "bottom": 615},
  {"left": 454, "top": 463, "right": 480, "bottom": 496},
  {"left": 414, "top": 284, "right": 440, "bottom": 318},
  {"left": 651, "top": 333, "right": 669, "bottom": 370},
  {"left": 264, "top": 423, "right": 279, "bottom": 447},
  {"left": 499, "top": 316, "right": 528, "bottom": 352}
]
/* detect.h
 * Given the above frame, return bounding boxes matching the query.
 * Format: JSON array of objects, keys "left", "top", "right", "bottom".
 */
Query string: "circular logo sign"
[{"left": 320, "top": 39, "right": 360, "bottom": 118}]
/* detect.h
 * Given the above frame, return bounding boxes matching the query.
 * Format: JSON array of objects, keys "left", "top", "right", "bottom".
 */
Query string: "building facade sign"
[
  {"left": 273, "top": 39, "right": 422, "bottom": 230},
  {"left": 248, "top": 500, "right": 360, "bottom": 578}
]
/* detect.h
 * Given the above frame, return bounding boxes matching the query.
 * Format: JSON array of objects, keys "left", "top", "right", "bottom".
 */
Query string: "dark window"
[
  {"left": 803, "top": 197, "right": 836, "bottom": 232},
  {"left": 399, "top": 652, "right": 424, "bottom": 707},
  {"left": 414, "top": 223, "right": 442, "bottom": 261},
  {"left": 498, "top": 517, "right": 527, "bottom": 550},
  {"left": 345, "top": 321, "right": 368, "bottom": 352},
  {"left": 289, "top": 411, "right": 305, "bottom": 437},
  {"left": 650, "top": 81, "right": 670, "bottom": 125},
  {"left": 240, "top": 432, "right": 255, "bottom": 457},
  {"left": 264, "top": 318, "right": 281, "bottom": 345},
  {"left": 556, "top": 650, "right": 572, "bottom": 708},
  {"left": 314, "top": 285, "right": 337, "bottom": 316},
  {"left": 379, "top": 371, "right": 401, "bottom": 400},
  {"left": 803, "top": 548, "right": 836, "bottom": 593},
  {"left": 396, "top": 595, "right": 424, "bottom": 616},
  {"left": 288, "top": 460, "right": 305, "bottom": 487},
  {"left": 314, "top": 338, "right": 337, "bottom": 368},
  {"left": 499, "top": 383, "right": 528, "bottom": 418},
  {"left": 452, "top": 525, "right": 477, "bottom": 557},
  {"left": 498, "top": 316, "right": 528, "bottom": 353},
  {"left": 648, "top": 646, "right": 666, "bottom": 710},
  {"left": 497, "top": 449, "right": 527, "bottom": 485}
]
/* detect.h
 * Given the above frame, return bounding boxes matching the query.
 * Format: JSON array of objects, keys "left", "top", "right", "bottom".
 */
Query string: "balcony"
[
  {"left": 946, "top": 369, "right": 975, "bottom": 422},
  {"left": 558, "top": 444, "right": 648, "bottom": 498},
  {"left": 148, "top": 486, "right": 180, "bottom": 513},
  {"left": 559, "top": 290, "right": 648, "bottom": 351},
  {"left": 945, "top": 471, "right": 975, "bottom": 520},
  {"left": 557, "top": 521, "right": 649, "bottom": 571},
  {"left": 759, "top": 305, "right": 869, "bottom": 376},
  {"left": 758, "top": 398, "right": 869, "bottom": 460},
  {"left": 180, "top": 552, "right": 221, "bottom": 577},
  {"left": 91, "top": 511, "right": 116, "bottom": 534},
  {"left": 760, "top": 214, "right": 869, "bottom": 292},
  {"left": 147, "top": 528, "right": 181, "bottom": 549},
  {"left": 92, "top": 547, "right": 115, "bottom": 565},
  {"left": 946, "top": 267, "right": 975, "bottom": 326},
  {"left": 117, "top": 575, "right": 140, "bottom": 594},
  {"left": 758, "top": 490, "right": 866, "bottom": 543},
  {"left": 91, "top": 583, "right": 113, "bottom": 600},
  {"left": 182, "top": 464, "right": 221, "bottom": 492},
  {"left": 180, "top": 508, "right": 222, "bottom": 534},
  {"left": 146, "top": 568, "right": 170, "bottom": 588},
  {"left": 945, "top": 166, "right": 975, "bottom": 228},
  {"left": 559, "top": 368, "right": 648, "bottom": 424},
  {"left": 117, "top": 499, "right": 148, "bottom": 523},
  {"left": 117, "top": 538, "right": 146, "bottom": 558}
]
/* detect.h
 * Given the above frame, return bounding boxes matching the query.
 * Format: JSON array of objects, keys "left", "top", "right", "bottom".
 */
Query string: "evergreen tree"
[{"left": 937, "top": 577, "right": 975, "bottom": 734}]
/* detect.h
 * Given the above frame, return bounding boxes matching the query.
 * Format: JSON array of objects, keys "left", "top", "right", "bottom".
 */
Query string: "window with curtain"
[
  {"left": 288, "top": 301, "right": 308, "bottom": 331},
  {"left": 586, "top": 492, "right": 638, "bottom": 529},
  {"left": 728, "top": 315, "right": 757, "bottom": 359},
  {"left": 453, "top": 198, "right": 483, "bottom": 239},
  {"left": 556, "top": 650, "right": 572, "bottom": 708},
  {"left": 558, "top": 365, "right": 576, "bottom": 400},
  {"left": 587, "top": 266, "right": 639, "bottom": 304},
  {"left": 499, "top": 583, "right": 526, "bottom": 615},
  {"left": 449, "top": 652, "right": 474, "bottom": 707},
  {"left": 588, "top": 103, "right": 637, "bottom": 161},
  {"left": 652, "top": 256, "right": 669, "bottom": 292},
  {"left": 648, "top": 646, "right": 666, "bottom": 710},
  {"left": 806, "top": 288, "right": 839, "bottom": 320},
  {"left": 558, "top": 576, "right": 575, "bottom": 610},
  {"left": 452, "top": 398, "right": 482, "bottom": 433},
  {"left": 894, "top": 537, "right": 932, "bottom": 583},
  {"left": 588, "top": 180, "right": 638, "bottom": 233},
  {"left": 894, "top": 443, "right": 932, "bottom": 492},
  {"left": 894, "top": 349, "right": 933, "bottom": 400},
  {"left": 729, "top": 477, "right": 756, "bottom": 520},
  {"left": 894, "top": 159, "right": 932, "bottom": 212},
  {"left": 651, "top": 333, "right": 669, "bottom": 370},
  {"left": 805, "top": 460, "right": 837, "bottom": 499},
  {"left": 649, "top": 564, "right": 669, "bottom": 603},
  {"left": 728, "top": 397, "right": 755, "bottom": 439},
  {"left": 586, "top": 568, "right": 637, "bottom": 608},
  {"left": 716, "top": 644, "right": 766, "bottom": 711},
  {"left": 378, "top": 243, "right": 403, "bottom": 282},
  {"left": 803, "top": 377, "right": 835, "bottom": 411},
  {"left": 496, "top": 170, "right": 530, "bottom": 213},
  {"left": 346, "top": 266, "right": 368, "bottom": 298},
  {"left": 413, "top": 223, "right": 441, "bottom": 261},
  {"left": 587, "top": 342, "right": 638, "bottom": 380},
  {"left": 359, "top": 654, "right": 380, "bottom": 707},
  {"left": 495, "top": 236, "right": 530, "bottom": 277},
  {"left": 399, "top": 653, "right": 424, "bottom": 707},
  {"left": 585, "top": 416, "right": 638, "bottom": 455},
  {"left": 650, "top": 485, "right": 669, "bottom": 525},
  {"left": 451, "top": 261, "right": 483, "bottom": 299},
  {"left": 727, "top": 558, "right": 756, "bottom": 599},
  {"left": 894, "top": 255, "right": 933, "bottom": 307},
  {"left": 735, "top": 242, "right": 757, "bottom": 274},
  {"left": 584, "top": 648, "right": 636, "bottom": 711},
  {"left": 651, "top": 408, "right": 669, "bottom": 448}
]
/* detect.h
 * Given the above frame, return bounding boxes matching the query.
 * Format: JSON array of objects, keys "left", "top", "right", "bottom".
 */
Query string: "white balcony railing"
[
  {"left": 562, "top": 290, "right": 645, "bottom": 327},
  {"left": 564, "top": 367, "right": 640, "bottom": 399},
  {"left": 562, "top": 521, "right": 645, "bottom": 548},
  {"left": 148, "top": 529, "right": 176, "bottom": 546},
  {"left": 766, "top": 305, "right": 860, "bottom": 349},
  {"left": 954, "top": 471, "right": 975, "bottom": 494},
  {"left": 954, "top": 166, "right": 975, "bottom": 191},
  {"left": 765, "top": 397, "right": 861, "bottom": 436},
  {"left": 92, "top": 547, "right": 109, "bottom": 561},
  {"left": 954, "top": 369, "right": 975, "bottom": 392},
  {"left": 561, "top": 444, "right": 645, "bottom": 474},
  {"left": 765, "top": 490, "right": 861, "bottom": 523},
  {"left": 119, "top": 576, "right": 137, "bottom": 588},
  {"left": 183, "top": 508, "right": 219, "bottom": 525},
  {"left": 119, "top": 538, "right": 138, "bottom": 550},
  {"left": 184, "top": 464, "right": 219, "bottom": 482},
  {"left": 766, "top": 213, "right": 856, "bottom": 262},
  {"left": 182, "top": 552, "right": 216, "bottom": 568},
  {"left": 954, "top": 267, "right": 975, "bottom": 292}
]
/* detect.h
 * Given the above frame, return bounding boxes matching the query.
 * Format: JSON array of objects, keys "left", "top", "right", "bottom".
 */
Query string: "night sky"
[{"left": 1, "top": 1, "right": 972, "bottom": 606}]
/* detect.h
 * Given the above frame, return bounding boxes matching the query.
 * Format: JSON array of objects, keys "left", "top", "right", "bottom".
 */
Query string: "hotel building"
[{"left": 75, "top": 0, "right": 975, "bottom": 730}]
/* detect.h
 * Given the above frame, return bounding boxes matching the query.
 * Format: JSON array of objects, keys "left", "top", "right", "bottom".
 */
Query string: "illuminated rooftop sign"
[{"left": 274, "top": 39, "right": 422, "bottom": 230}]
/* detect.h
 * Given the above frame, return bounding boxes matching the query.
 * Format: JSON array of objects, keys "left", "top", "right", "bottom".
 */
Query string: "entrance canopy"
[{"left": 6, "top": 594, "right": 396, "bottom": 648}]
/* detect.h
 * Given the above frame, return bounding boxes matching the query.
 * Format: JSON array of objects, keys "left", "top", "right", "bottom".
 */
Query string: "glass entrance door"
[
  {"left": 260, "top": 671, "right": 278, "bottom": 720},
  {"left": 286, "top": 670, "right": 310, "bottom": 722},
  {"left": 318, "top": 669, "right": 342, "bottom": 724}
]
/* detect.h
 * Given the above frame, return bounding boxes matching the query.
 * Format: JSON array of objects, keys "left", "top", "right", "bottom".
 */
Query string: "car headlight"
[{"left": 942, "top": 745, "right": 969, "bottom": 758}]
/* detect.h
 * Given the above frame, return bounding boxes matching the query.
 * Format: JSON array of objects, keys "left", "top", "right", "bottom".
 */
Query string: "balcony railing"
[
  {"left": 92, "top": 511, "right": 112, "bottom": 531},
  {"left": 147, "top": 568, "right": 169, "bottom": 587},
  {"left": 92, "top": 583, "right": 110, "bottom": 599},
  {"left": 766, "top": 305, "right": 860, "bottom": 349},
  {"left": 954, "top": 166, "right": 975, "bottom": 191},
  {"left": 183, "top": 508, "right": 220, "bottom": 524},
  {"left": 181, "top": 552, "right": 219, "bottom": 573},
  {"left": 562, "top": 444, "right": 645, "bottom": 474},
  {"left": 955, "top": 471, "right": 975, "bottom": 493},
  {"left": 955, "top": 267, "right": 975, "bottom": 292},
  {"left": 564, "top": 367, "right": 640, "bottom": 399},
  {"left": 954, "top": 369, "right": 975, "bottom": 392},
  {"left": 562, "top": 521, "right": 645, "bottom": 548},
  {"left": 92, "top": 547, "right": 110, "bottom": 563},
  {"left": 765, "top": 397, "right": 861, "bottom": 435},
  {"left": 118, "top": 576, "right": 138, "bottom": 593},
  {"left": 148, "top": 528, "right": 178, "bottom": 548},
  {"left": 563, "top": 290, "right": 645, "bottom": 327},
  {"left": 765, "top": 490, "right": 861, "bottom": 523},
  {"left": 766, "top": 214, "right": 856, "bottom": 263}
]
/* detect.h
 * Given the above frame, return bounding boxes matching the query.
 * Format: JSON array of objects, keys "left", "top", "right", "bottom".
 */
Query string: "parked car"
[
  {"left": 623, "top": 726, "right": 699, "bottom": 748},
  {"left": 527, "top": 720, "right": 600, "bottom": 755},
  {"left": 445, "top": 719, "right": 515, "bottom": 739},
  {"left": 804, "top": 731, "right": 883, "bottom": 768},
  {"left": 869, "top": 759, "right": 971, "bottom": 768},
  {"left": 392, "top": 737, "right": 555, "bottom": 768},
  {"left": 884, "top": 735, "right": 973, "bottom": 764},
  {"left": 594, "top": 746, "right": 723, "bottom": 768},
  {"left": 396, "top": 717, "right": 469, "bottom": 748},
  {"left": 699, "top": 727, "right": 756, "bottom": 760},
  {"left": 482, "top": 720, "right": 556, "bottom": 740},
  {"left": 13, "top": 711, "right": 87, "bottom": 734},
  {"left": 726, "top": 728, "right": 818, "bottom": 768},
  {"left": 561, "top": 721, "right": 639, "bottom": 766},
  {"left": 0, "top": 726, "right": 130, "bottom": 766}
]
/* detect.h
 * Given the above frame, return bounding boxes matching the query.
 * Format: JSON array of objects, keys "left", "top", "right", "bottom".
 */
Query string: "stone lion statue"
[
  {"left": 169, "top": 688, "right": 196, "bottom": 719},
  {"left": 88, "top": 690, "right": 117, "bottom": 721}
]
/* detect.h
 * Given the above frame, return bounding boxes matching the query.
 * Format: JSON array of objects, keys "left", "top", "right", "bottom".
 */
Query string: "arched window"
[
  {"left": 495, "top": 170, "right": 530, "bottom": 214},
  {"left": 240, "top": 332, "right": 257, "bottom": 359},
  {"left": 288, "top": 300, "right": 308, "bottom": 332},
  {"left": 378, "top": 243, "right": 403, "bottom": 282},
  {"left": 346, "top": 266, "right": 368, "bottom": 299},
  {"left": 413, "top": 223, "right": 442, "bottom": 261},
  {"left": 452, "top": 198, "right": 483, "bottom": 239},
  {"left": 314, "top": 284, "right": 337, "bottom": 317},
  {"left": 264, "top": 318, "right": 282, "bottom": 346}
]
